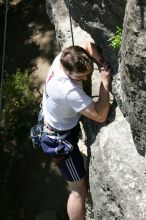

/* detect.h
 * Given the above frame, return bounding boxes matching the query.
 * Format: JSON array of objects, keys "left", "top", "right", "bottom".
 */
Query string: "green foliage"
[
  {"left": 0, "top": 69, "right": 38, "bottom": 152},
  {"left": 0, "top": 0, "right": 5, "bottom": 4},
  {"left": 0, "top": 69, "right": 39, "bottom": 219},
  {"left": 0, "top": 0, "right": 5, "bottom": 16},
  {"left": 108, "top": 26, "right": 123, "bottom": 49},
  {"left": 0, "top": 0, "right": 6, "bottom": 7}
]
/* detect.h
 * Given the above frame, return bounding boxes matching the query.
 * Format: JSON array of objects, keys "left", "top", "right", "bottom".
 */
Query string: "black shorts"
[{"left": 52, "top": 124, "right": 86, "bottom": 182}]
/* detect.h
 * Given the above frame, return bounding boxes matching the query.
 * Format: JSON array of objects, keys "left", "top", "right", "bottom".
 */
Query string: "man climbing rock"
[{"left": 41, "top": 42, "right": 111, "bottom": 220}]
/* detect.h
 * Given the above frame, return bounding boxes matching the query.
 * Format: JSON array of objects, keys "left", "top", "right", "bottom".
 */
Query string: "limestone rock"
[{"left": 114, "top": 0, "right": 146, "bottom": 155}]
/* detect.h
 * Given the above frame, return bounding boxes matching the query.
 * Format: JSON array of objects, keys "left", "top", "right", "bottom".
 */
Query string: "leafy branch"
[{"left": 108, "top": 27, "right": 123, "bottom": 49}]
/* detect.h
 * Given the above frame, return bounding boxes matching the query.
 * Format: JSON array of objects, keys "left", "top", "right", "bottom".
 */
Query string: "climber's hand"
[{"left": 100, "top": 63, "right": 111, "bottom": 88}]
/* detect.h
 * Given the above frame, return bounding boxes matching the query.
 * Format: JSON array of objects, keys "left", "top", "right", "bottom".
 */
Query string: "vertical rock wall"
[
  {"left": 46, "top": 0, "right": 146, "bottom": 219},
  {"left": 116, "top": 0, "right": 146, "bottom": 155}
]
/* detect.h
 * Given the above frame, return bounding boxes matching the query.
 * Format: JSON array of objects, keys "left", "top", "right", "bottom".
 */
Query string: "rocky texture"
[
  {"left": 46, "top": 0, "right": 146, "bottom": 219},
  {"left": 113, "top": 0, "right": 146, "bottom": 156},
  {"left": 86, "top": 110, "right": 146, "bottom": 219}
]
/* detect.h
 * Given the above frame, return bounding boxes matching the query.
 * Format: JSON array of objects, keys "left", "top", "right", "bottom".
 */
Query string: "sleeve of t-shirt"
[{"left": 65, "top": 87, "right": 93, "bottom": 113}]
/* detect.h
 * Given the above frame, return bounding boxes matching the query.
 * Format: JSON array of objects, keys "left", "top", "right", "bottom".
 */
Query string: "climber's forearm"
[
  {"left": 95, "top": 83, "right": 110, "bottom": 122},
  {"left": 85, "top": 42, "right": 106, "bottom": 65}
]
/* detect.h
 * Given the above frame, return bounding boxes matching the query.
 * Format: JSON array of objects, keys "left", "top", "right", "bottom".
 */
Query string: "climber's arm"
[
  {"left": 80, "top": 62, "right": 111, "bottom": 123},
  {"left": 80, "top": 43, "right": 111, "bottom": 122},
  {"left": 84, "top": 42, "right": 108, "bottom": 67}
]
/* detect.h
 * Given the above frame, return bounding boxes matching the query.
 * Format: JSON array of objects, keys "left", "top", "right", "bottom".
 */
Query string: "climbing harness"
[
  {"left": 67, "top": 0, "right": 74, "bottom": 46},
  {"left": 0, "top": 0, "right": 9, "bottom": 113},
  {"left": 31, "top": 124, "right": 73, "bottom": 156},
  {"left": 30, "top": 107, "right": 73, "bottom": 156}
]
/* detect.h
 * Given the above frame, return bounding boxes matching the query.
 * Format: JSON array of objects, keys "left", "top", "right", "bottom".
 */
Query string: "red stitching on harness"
[{"left": 46, "top": 125, "right": 69, "bottom": 135}]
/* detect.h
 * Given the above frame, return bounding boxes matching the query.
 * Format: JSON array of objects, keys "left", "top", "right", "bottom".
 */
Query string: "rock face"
[
  {"left": 114, "top": 0, "right": 146, "bottom": 156},
  {"left": 46, "top": 0, "right": 146, "bottom": 219}
]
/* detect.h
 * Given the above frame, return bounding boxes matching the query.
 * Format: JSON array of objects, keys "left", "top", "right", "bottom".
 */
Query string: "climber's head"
[{"left": 60, "top": 46, "right": 93, "bottom": 81}]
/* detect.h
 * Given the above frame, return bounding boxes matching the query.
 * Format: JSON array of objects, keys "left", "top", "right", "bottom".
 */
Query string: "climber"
[{"left": 41, "top": 42, "right": 111, "bottom": 220}]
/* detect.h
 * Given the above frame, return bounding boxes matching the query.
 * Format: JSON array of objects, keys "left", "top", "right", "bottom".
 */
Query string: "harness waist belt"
[{"left": 46, "top": 124, "right": 70, "bottom": 136}]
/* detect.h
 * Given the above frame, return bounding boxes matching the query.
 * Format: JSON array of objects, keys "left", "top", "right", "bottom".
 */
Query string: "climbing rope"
[
  {"left": 67, "top": 0, "right": 74, "bottom": 46},
  {"left": 0, "top": 0, "right": 9, "bottom": 113}
]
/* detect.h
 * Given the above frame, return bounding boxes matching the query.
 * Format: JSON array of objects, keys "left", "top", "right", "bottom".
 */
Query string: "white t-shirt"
[{"left": 42, "top": 53, "right": 92, "bottom": 130}]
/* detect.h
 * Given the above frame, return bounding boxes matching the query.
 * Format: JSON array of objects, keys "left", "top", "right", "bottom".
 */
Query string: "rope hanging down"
[
  {"left": 67, "top": 0, "right": 74, "bottom": 46},
  {"left": 0, "top": 0, "right": 9, "bottom": 113}
]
